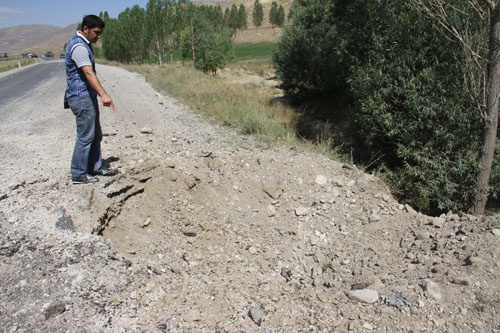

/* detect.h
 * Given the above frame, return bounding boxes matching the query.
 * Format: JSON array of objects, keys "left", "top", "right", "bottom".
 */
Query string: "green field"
[{"left": 233, "top": 42, "right": 276, "bottom": 61}]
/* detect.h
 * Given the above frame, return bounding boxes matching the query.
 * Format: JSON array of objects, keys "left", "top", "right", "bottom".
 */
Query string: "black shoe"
[
  {"left": 93, "top": 168, "right": 118, "bottom": 176},
  {"left": 72, "top": 174, "right": 99, "bottom": 184}
]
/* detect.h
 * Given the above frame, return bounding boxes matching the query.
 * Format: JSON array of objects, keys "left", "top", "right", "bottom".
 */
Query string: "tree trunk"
[
  {"left": 191, "top": 23, "right": 196, "bottom": 67},
  {"left": 472, "top": 3, "right": 500, "bottom": 214}
]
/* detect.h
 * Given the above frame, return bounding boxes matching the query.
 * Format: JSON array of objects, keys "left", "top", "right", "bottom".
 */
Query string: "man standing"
[{"left": 65, "top": 14, "right": 116, "bottom": 184}]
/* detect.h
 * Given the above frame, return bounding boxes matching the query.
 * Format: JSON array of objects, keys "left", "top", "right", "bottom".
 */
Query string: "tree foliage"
[
  {"left": 100, "top": 0, "right": 234, "bottom": 74},
  {"left": 238, "top": 4, "right": 248, "bottom": 30},
  {"left": 228, "top": 4, "right": 240, "bottom": 30},
  {"left": 269, "top": 1, "right": 278, "bottom": 28},
  {"left": 277, "top": 5, "right": 286, "bottom": 27},
  {"left": 274, "top": 0, "right": 495, "bottom": 214},
  {"left": 253, "top": 0, "right": 264, "bottom": 28}
]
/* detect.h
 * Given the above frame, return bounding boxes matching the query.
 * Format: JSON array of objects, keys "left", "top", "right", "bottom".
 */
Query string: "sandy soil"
[{"left": 0, "top": 62, "right": 499, "bottom": 332}]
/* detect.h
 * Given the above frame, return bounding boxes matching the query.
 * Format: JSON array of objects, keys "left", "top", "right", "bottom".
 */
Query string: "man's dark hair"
[{"left": 82, "top": 15, "right": 105, "bottom": 30}]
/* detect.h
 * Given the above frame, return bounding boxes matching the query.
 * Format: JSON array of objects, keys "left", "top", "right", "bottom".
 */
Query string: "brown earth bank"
[{"left": 0, "top": 62, "right": 499, "bottom": 332}]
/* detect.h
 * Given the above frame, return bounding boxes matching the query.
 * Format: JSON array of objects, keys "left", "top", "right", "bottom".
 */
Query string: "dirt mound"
[{"left": 0, "top": 63, "right": 499, "bottom": 331}]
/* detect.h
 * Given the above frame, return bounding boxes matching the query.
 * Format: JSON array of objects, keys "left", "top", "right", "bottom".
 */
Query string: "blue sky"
[{"left": 0, "top": 0, "right": 226, "bottom": 29}]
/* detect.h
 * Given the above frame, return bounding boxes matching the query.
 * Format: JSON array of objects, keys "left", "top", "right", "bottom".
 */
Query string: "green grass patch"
[{"left": 233, "top": 42, "right": 277, "bottom": 61}]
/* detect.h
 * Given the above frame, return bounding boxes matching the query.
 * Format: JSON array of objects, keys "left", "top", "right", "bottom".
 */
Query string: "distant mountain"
[{"left": 0, "top": 23, "right": 77, "bottom": 56}]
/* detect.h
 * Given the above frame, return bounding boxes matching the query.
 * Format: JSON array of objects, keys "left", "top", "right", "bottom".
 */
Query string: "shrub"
[{"left": 274, "top": 0, "right": 491, "bottom": 214}]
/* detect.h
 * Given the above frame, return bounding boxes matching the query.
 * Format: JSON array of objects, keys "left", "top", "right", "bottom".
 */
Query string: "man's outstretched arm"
[{"left": 81, "top": 66, "right": 115, "bottom": 111}]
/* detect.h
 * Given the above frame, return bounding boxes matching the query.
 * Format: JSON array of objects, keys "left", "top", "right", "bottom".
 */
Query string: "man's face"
[{"left": 82, "top": 26, "right": 103, "bottom": 43}]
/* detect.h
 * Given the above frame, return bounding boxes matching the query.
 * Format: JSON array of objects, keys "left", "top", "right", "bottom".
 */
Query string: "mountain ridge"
[{"left": 0, "top": 23, "right": 77, "bottom": 56}]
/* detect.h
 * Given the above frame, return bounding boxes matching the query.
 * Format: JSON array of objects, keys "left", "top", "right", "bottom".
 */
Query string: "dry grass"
[
  {"left": 98, "top": 59, "right": 345, "bottom": 161},
  {"left": 126, "top": 63, "right": 297, "bottom": 140},
  {"left": 0, "top": 58, "right": 36, "bottom": 73}
]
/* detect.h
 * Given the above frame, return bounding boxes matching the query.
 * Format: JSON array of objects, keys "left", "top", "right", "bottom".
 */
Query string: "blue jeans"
[{"left": 68, "top": 95, "right": 102, "bottom": 179}]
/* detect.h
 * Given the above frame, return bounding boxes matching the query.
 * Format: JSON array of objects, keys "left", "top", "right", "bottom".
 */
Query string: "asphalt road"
[{"left": 0, "top": 60, "right": 65, "bottom": 107}]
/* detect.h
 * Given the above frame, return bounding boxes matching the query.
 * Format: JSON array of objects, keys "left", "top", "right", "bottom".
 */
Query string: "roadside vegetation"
[
  {"left": 98, "top": 47, "right": 342, "bottom": 160},
  {"left": 97, "top": 0, "right": 500, "bottom": 216},
  {"left": 274, "top": 0, "right": 499, "bottom": 216},
  {"left": 0, "top": 58, "right": 36, "bottom": 73}
]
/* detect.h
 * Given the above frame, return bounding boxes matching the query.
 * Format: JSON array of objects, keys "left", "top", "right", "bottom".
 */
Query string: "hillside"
[{"left": 0, "top": 23, "right": 77, "bottom": 56}]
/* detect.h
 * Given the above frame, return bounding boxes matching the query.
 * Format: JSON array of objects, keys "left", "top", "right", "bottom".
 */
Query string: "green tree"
[
  {"left": 276, "top": 4, "right": 285, "bottom": 27},
  {"left": 238, "top": 4, "right": 248, "bottom": 30},
  {"left": 253, "top": 0, "right": 264, "bottom": 29},
  {"left": 195, "top": 29, "right": 234, "bottom": 75},
  {"left": 228, "top": 4, "right": 239, "bottom": 30},
  {"left": 269, "top": 1, "right": 278, "bottom": 29},
  {"left": 287, "top": 7, "right": 293, "bottom": 23},
  {"left": 274, "top": 0, "right": 493, "bottom": 214},
  {"left": 145, "top": 0, "right": 173, "bottom": 65},
  {"left": 223, "top": 7, "right": 231, "bottom": 28},
  {"left": 409, "top": 0, "right": 498, "bottom": 215}
]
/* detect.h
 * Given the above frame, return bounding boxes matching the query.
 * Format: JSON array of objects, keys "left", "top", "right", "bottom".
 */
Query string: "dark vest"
[{"left": 65, "top": 34, "right": 97, "bottom": 99}]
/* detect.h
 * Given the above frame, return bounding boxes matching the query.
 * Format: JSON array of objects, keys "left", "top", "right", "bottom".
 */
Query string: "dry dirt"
[{"left": 0, "top": 61, "right": 499, "bottom": 332}]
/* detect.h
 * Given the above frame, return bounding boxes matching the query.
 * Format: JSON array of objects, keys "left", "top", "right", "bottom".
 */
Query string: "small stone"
[
  {"left": 0, "top": 193, "right": 7, "bottom": 201},
  {"left": 315, "top": 175, "right": 328, "bottom": 186},
  {"left": 184, "top": 177, "right": 198, "bottom": 189},
  {"left": 295, "top": 207, "right": 309, "bottom": 216},
  {"left": 416, "top": 231, "right": 430, "bottom": 240},
  {"left": 347, "top": 289, "right": 379, "bottom": 303},
  {"left": 125, "top": 134, "right": 133, "bottom": 138},
  {"left": 317, "top": 293, "right": 329, "bottom": 303},
  {"left": 248, "top": 308, "right": 263, "bottom": 326},
  {"left": 248, "top": 246, "right": 257, "bottom": 254},
  {"left": 141, "top": 127, "right": 153, "bottom": 134},
  {"left": 332, "top": 178, "right": 345, "bottom": 187},
  {"left": 466, "top": 256, "right": 486, "bottom": 266},
  {"left": 171, "top": 137, "right": 178, "bottom": 143},
  {"left": 43, "top": 301, "right": 66, "bottom": 320},
  {"left": 451, "top": 277, "right": 471, "bottom": 286},
  {"left": 404, "top": 204, "right": 417, "bottom": 214},
  {"left": 491, "top": 229, "right": 500, "bottom": 236},
  {"left": 262, "top": 181, "right": 285, "bottom": 199},
  {"left": 432, "top": 217, "right": 445, "bottom": 228},
  {"left": 143, "top": 217, "right": 152, "bottom": 227},
  {"left": 369, "top": 214, "right": 381, "bottom": 223},
  {"left": 422, "top": 280, "right": 441, "bottom": 300},
  {"left": 182, "top": 228, "right": 197, "bottom": 237},
  {"left": 382, "top": 291, "right": 413, "bottom": 308},
  {"left": 170, "top": 263, "right": 182, "bottom": 274},
  {"left": 363, "top": 323, "right": 374, "bottom": 330},
  {"left": 109, "top": 294, "right": 122, "bottom": 305},
  {"left": 281, "top": 268, "right": 292, "bottom": 282},
  {"left": 267, "top": 205, "right": 276, "bottom": 217},
  {"left": 8, "top": 181, "right": 24, "bottom": 190}
]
